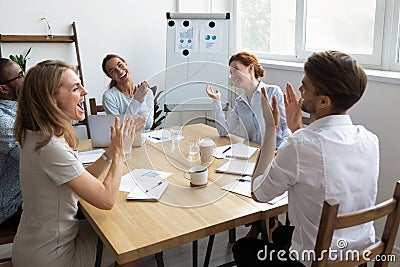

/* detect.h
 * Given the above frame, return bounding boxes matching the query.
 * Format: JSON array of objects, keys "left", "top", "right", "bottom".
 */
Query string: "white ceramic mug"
[
  {"left": 184, "top": 166, "right": 208, "bottom": 187},
  {"left": 199, "top": 138, "right": 215, "bottom": 164}
]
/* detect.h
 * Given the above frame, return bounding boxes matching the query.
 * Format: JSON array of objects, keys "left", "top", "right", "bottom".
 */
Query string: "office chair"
[
  {"left": 312, "top": 180, "right": 400, "bottom": 267},
  {"left": 89, "top": 98, "right": 105, "bottom": 115}
]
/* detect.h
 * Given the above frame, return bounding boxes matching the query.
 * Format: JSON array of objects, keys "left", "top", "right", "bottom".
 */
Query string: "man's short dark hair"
[
  {"left": 0, "top": 58, "right": 12, "bottom": 84},
  {"left": 304, "top": 51, "right": 367, "bottom": 112}
]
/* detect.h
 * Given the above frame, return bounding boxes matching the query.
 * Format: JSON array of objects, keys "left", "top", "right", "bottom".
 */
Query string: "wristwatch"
[{"left": 101, "top": 152, "right": 112, "bottom": 164}]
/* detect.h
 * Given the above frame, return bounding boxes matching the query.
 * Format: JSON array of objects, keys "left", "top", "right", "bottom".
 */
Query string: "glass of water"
[{"left": 169, "top": 126, "right": 183, "bottom": 143}]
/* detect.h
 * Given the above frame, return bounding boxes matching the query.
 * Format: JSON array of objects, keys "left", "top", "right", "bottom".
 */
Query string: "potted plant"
[
  {"left": 150, "top": 86, "right": 166, "bottom": 130},
  {"left": 9, "top": 47, "right": 32, "bottom": 72}
]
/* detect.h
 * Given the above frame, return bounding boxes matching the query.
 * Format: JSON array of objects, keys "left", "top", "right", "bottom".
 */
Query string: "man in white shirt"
[{"left": 233, "top": 51, "right": 379, "bottom": 267}]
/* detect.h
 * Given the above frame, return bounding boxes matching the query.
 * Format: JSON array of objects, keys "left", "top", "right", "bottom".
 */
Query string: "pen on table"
[
  {"left": 237, "top": 179, "right": 251, "bottom": 182},
  {"left": 150, "top": 136, "right": 162, "bottom": 140},
  {"left": 222, "top": 146, "right": 231, "bottom": 154},
  {"left": 145, "top": 181, "right": 163, "bottom": 193}
]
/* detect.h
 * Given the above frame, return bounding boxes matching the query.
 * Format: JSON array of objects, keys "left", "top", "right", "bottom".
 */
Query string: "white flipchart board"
[{"left": 164, "top": 12, "right": 230, "bottom": 111}]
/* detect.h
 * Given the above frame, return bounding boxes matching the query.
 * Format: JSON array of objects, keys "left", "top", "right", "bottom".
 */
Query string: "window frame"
[{"left": 236, "top": 0, "right": 400, "bottom": 72}]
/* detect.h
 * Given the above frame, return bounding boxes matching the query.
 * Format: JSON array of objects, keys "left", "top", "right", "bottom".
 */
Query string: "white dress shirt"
[
  {"left": 253, "top": 115, "right": 379, "bottom": 266},
  {"left": 212, "top": 81, "right": 291, "bottom": 148}
]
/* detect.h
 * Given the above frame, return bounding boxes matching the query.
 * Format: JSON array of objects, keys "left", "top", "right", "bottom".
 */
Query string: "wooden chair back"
[
  {"left": 312, "top": 181, "right": 400, "bottom": 267},
  {"left": 89, "top": 98, "right": 105, "bottom": 115},
  {"left": 0, "top": 225, "right": 17, "bottom": 264}
]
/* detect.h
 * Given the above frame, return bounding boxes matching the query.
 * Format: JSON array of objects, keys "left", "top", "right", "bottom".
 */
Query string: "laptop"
[{"left": 88, "top": 114, "right": 145, "bottom": 148}]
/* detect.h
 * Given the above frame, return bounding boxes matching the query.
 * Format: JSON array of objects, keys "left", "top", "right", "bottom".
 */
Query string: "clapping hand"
[
  {"left": 133, "top": 116, "right": 146, "bottom": 135},
  {"left": 206, "top": 84, "right": 221, "bottom": 101},
  {"left": 283, "top": 82, "right": 303, "bottom": 132},
  {"left": 109, "top": 116, "right": 125, "bottom": 160},
  {"left": 251, "top": 87, "right": 279, "bottom": 191},
  {"left": 120, "top": 116, "right": 136, "bottom": 155},
  {"left": 260, "top": 87, "right": 279, "bottom": 130},
  {"left": 133, "top": 81, "right": 149, "bottom": 102}
]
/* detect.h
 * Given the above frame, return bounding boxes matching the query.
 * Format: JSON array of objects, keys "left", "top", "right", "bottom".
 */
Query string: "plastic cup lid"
[{"left": 199, "top": 138, "right": 215, "bottom": 147}]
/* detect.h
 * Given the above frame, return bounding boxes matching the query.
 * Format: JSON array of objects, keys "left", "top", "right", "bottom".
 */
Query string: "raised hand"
[
  {"left": 133, "top": 81, "right": 149, "bottom": 102},
  {"left": 133, "top": 116, "right": 147, "bottom": 135},
  {"left": 120, "top": 116, "right": 136, "bottom": 155},
  {"left": 261, "top": 87, "right": 279, "bottom": 129},
  {"left": 252, "top": 87, "right": 277, "bottom": 191},
  {"left": 109, "top": 116, "right": 124, "bottom": 160},
  {"left": 205, "top": 84, "right": 221, "bottom": 101},
  {"left": 284, "top": 82, "right": 303, "bottom": 132}
]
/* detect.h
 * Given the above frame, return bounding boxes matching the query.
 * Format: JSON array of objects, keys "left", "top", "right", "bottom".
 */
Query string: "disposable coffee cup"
[{"left": 199, "top": 138, "right": 215, "bottom": 164}]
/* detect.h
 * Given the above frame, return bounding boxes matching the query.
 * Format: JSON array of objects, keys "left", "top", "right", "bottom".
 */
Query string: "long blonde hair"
[{"left": 14, "top": 60, "right": 78, "bottom": 150}]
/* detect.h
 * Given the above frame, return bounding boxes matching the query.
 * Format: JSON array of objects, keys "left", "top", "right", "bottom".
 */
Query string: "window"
[
  {"left": 237, "top": 0, "right": 400, "bottom": 71},
  {"left": 238, "top": 0, "right": 296, "bottom": 59}
]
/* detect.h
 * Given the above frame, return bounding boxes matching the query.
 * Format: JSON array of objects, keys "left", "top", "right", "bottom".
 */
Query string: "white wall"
[
  {"left": 0, "top": 0, "right": 176, "bottom": 109},
  {"left": 2, "top": 0, "right": 399, "bottom": 252}
]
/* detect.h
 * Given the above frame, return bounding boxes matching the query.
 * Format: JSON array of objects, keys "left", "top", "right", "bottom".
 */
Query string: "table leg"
[
  {"left": 155, "top": 252, "right": 164, "bottom": 267},
  {"left": 260, "top": 219, "right": 268, "bottom": 241},
  {"left": 203, "top": 234, "right": 215, "bottom": 267},
  {"left": 94, "top": 236, "right": 103, "bottom": 267},
  {"left": 228, "top": 228, "right": 236, "bottom": 243},
  {"left": 192, "top": 240, "right": 198, "bottom": 267}
]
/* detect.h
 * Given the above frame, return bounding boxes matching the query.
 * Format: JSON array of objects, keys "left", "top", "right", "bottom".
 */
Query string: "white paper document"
[
  {"left": 78, "top": 149, "right": 105, "bottom": 165},
  {"left": 221, "top": 177, "right": 252, "bottom": 198},
  {"left": 215, "top": 160, "right": 256, "bottom": 176},
  {"left": 120, "top": 169, "right": 172, "bottom": 201},
  {"left": 144, "top": 129, "right": 171, "bottom": 143},
  {"left": 214, "top": 143, "right": 259, "bottom": 160},
  {"left": 126, "top": 181, "right": 169, "bottom": 201},
  {"left": 221, "top": 177, "right": 288, "bottom": 204}
]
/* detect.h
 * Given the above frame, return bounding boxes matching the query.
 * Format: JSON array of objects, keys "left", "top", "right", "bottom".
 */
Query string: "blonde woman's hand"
[
  {"left": 109, "top": 116, "right": 124, "bottom": 160},
  {"left": 133, "top": 116, "right": 147, "bottom": 135},
  {"left": 206, "top": 84, "right": 221, "bottom": 101},
  {"left": 284, "top": 82, "right": 303, "bottom": 132},
  {"left": 120, "top": 116, "right": 136, "bottom": 154}
]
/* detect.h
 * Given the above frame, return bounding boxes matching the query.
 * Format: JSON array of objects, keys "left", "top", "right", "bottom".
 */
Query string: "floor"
[{"left": 1, "top": 225, "right": 399, "bottom": 267}]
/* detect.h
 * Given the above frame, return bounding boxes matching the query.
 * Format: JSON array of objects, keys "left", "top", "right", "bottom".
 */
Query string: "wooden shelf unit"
[{"left": 0, "top": 22, "right": 91, "bottom": 138}]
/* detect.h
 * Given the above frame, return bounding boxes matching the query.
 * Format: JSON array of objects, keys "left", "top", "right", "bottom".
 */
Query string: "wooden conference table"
[{"left": 78, "top": 123, "right": 288, "bottom": 266}]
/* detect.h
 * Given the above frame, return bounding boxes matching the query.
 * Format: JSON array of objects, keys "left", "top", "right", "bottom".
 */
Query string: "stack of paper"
[
  {"left": 144, "top": 129, "right": 171, "bottom": 143},
  {"left": 78, "top": 149, "right": 105, "bottom": 165},
  {"left": 215, "top": 160, "right": 255, "bottom": 176},
  {"left": 221, "top": 177, "right": 288, "bottom": 204},
  {"left": 120, "top": 169, "right": 171, "bottom": 201},
  {"left": 214, "top": 143, "right": 259, "bottom": 159}
]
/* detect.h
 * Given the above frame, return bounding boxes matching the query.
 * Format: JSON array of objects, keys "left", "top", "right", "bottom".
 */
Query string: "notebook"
[
  {"left": 215, "top": 160, "right": 256, "bottom": 176},
  {"left": 88, "top": 114, "right": 145, "bottom": 147},
  {"left": 214, "top": 143, "right": 259, "bottom": 160},
  {"left": 126, "top": 181, "right": 169, "bottom": 201},
  {"left": 123, "top": 169, "right": 171, "bottom": 201},
  {"left": 77, "top": 149, "right": 105, "bottom": 165},
  {"left": 221, "top": 176, "right": 288, "bottom": 204}
]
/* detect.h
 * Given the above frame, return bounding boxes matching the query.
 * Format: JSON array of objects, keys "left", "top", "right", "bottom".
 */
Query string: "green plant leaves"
[{"left": 9, "top": 47, "right": 32, "bottom": 72}]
